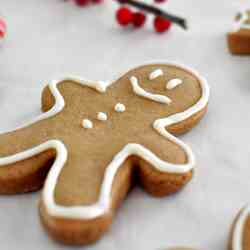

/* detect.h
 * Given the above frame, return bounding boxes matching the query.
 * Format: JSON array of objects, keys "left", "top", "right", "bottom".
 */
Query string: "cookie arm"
[
  {"left": 0, "top": 79, "right": 66, "bottom": 194},
  {"left": 0, "top": 114, "right": 63, "bottom": 194},
  {"left": 0, "top": 125, "right": 62, "bottom": 194}
]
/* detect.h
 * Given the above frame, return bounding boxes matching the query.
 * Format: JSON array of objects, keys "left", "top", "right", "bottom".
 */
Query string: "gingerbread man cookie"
[
  {"left": 229, "top": 205, "right": 250, "bottom": 250},
  {"left": 0, "top": 63, "right": 209, "bottom": 245},
  {"left": 227, "top": 10, "right": 250, "bottom": 55}
]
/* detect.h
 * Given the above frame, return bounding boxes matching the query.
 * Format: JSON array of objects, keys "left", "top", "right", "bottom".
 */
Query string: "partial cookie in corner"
[
  {"left": 0, "top": 63, "right": 210, "bottom": 245},
  {"left": 229, "top": 205, "right": 250, "bottom": 250},
  {"left": 227, "top": 10, "right": 250, "bottom": 55}
]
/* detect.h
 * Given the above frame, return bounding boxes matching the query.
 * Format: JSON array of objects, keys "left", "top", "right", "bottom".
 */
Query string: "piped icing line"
[
  {"left": 232, "top": 204, "right": 250, "bottom": 250},
  {"left": 149, "top": 68, "right": 163, "bottom": 80},
  {"left": 130, "top": 76, "right": 172, "bottom": 105},
  {"left": 166, "top": 78, "right": 183, "bottom": 90},
  {"left": 0, "top": 62, "right": 209, "bottom": 220},
  {"left": 2, "top": 77, "right": 111, "bottom": 133},
  {"left": 232, "top": 10, "right": 250, "bottom": 32},
  {"left": 154, "top": 66, "right": 209, "bottom": 132},
  {"left": 0, "top": 140, "right": 67, "bottom": 166}
]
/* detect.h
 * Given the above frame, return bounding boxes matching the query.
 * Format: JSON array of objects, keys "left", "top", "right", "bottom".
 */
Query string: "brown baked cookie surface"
[
  {"left": 0, "top": 63, "right": 209, "bottom": 245},
  {"left": 227, "top": 10, "right": 250, "bottom": 55},
  {"left": 229, "top": 205, "right": 250, "bottom": 250}
]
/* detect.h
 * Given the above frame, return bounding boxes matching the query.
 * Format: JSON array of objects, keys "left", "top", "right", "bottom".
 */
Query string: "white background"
[{"left": 0, "top": 0, "right": 250, "bottom": 249}]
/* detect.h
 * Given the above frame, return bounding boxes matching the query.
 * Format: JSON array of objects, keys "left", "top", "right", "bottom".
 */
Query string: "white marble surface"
[{"left": 0, "top": 0, "right": 250, "bottom": 249}]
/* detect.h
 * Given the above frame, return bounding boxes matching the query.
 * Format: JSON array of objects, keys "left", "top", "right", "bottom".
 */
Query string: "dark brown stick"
[{"left": 117, "top": 0, "right": 187, "bottom": 30}]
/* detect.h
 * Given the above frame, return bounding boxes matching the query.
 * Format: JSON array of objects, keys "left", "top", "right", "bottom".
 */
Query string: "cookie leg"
[
  {"left": 39, "top": 144, "right": 135, "bottom": 245},
  {"left": 39, "top": 201, "right": 113, "bottom": 245},
  {"left": 39, "top": 161, "right": 133, "bottom": 245}
]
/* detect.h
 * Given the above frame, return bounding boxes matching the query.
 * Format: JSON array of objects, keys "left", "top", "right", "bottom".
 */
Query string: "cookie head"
[
  {"left": 41, "top": 63, "right": 207, "bottom": 137},
  {"left": 105, "top": 63, "right": 207, "bottom": 131}
]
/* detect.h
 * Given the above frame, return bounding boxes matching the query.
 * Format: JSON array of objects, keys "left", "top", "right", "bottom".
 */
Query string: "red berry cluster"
[
  {"left": 116, "top": 8, "right": 146, "bottom": 28},
  {"left": 73, "top": 0, "right": 103, "bottom": 7},
  {"left": 116, "top": 0, "right": 172, "bottom": 33}
]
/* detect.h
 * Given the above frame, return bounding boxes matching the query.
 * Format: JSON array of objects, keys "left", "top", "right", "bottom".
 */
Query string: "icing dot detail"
[
  {"left": 166, "top": 78, "right": 182, "bottom": 90},
  {"left": 97, "top": 112, "right": 108, "bottom": 121},
  {"left": 114, "top": 103, "right": 126, "bottom": 112},
  {"left": 149, "top": 68, "right": 163, "bottom": 80},
  {"left": 82, "top": 119, "right": 93, "bottom": 129}
]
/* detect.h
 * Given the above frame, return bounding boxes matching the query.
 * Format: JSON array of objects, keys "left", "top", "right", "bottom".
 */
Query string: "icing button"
[
  {"left": 97, "top": 112, "right": 108, "bottom": 121},
  {"left": 114, "top": 103, "right": 126, "bottom": 112},
  {"left": 82, "top": 119, "right": 93, "bottom": 129}
]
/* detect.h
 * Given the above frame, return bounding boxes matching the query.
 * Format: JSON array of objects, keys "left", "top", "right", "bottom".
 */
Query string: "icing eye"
[
  {"left": 149, "top": 69, "right": 163, "bottom": 80},
  {"left": 166, "top": 78, "right": 182, "bottom": 90}
]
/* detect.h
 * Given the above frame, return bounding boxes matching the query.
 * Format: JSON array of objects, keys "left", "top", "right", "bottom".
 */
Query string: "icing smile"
[{"left": 130, "top": 76, "right": 172, "bottom": 105}]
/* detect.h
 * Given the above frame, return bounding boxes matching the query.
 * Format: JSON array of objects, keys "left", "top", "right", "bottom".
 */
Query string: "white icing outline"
[
  {"left": 232, "top": 204, "right": 250, "bottom": 250},
  {"left": 149, "top": 68, "right": 163, "bottom": 80},
  {"left": 130, "top": 76, "right": 172, "bottom": 105},
  {"left": 0, "top": 62, "right": 209, "bottom": 220},
  {"left": 232, "top": 10, "right": 250, "bottom": 32},
  {"left": 166, "top": 78, "right": 183, "bottom": 90}
]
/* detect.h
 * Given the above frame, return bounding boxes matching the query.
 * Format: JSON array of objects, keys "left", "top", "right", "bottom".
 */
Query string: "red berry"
[
  {"left": 154, "top": 0, "right": 167, "bottom": 3},
  {"left": 0, "top": 18, "right": 6, "bottom": 39},
  {"left": 132, "top": 12, "right": 146, "bottom": 28},
  {"left": 74, "top": 0, "right": 90, "bottom": 6},
  {"left": 116, "top": 7, "right": 133, "bottom": 26},
  {"left": 154, "top": 16, "right": 172, "bottom": 33}
]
